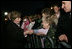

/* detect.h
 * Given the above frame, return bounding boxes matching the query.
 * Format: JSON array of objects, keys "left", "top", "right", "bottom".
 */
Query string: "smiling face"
[
  {"left": 14, "top": 18, "right": 21, "bottom": 24},
  {"left": 62, "top": 1, "right": 71, "bottom": 12}
]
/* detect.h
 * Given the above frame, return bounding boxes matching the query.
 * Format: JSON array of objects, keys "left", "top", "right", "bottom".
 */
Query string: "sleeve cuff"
[{"left": 33, "top": 30, "right": 39, "bottom": 33}]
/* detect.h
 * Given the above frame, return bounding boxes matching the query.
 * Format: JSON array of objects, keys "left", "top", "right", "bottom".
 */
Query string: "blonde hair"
[
  {"left": 51, "top": 14, "right": 57, "bottom": 21},
  {"left": 44, "top": 15, "right": 57, "bottom": 26}
]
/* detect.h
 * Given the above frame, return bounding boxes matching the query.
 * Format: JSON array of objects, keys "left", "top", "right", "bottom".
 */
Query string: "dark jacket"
[
  {"left": 56, "top": 11, "right": 71, "bottom": 45},
  {"left": 2, "top": 20, "right": 26, "bottom": 48}
]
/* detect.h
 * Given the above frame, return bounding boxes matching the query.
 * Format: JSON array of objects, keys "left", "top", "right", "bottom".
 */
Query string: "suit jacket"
[
  {"left": 56, "top": 11, "right": 71, "bottom": 45},
  {"left": 2, "top": 20, "right": 26, "bottom": 48}
]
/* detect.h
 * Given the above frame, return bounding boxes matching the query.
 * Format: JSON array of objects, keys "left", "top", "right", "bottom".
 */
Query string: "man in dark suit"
[
  {"left": 56, "top": 1, "right": 71, "bottom": 48},
  {"left": 2, "top": 11, "right": 27, "bottom": 48}
]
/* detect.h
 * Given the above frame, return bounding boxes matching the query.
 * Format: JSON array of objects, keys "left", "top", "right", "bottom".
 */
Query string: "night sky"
[{"left": 1, "top": 0, "right": 61, "bottom": 16}]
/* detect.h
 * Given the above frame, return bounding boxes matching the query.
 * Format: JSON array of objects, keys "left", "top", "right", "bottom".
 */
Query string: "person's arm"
[
  {"left": 34, "top": 32, "right": 47, "bottom": 36},
  {"left": 24, "top": 29, "right": 43, "bottom": 35},
  {"left": 24, "top": 30, "right": 33, "bottom": 35},
  {"left": 16, "top": 27, "right": 25, "bottom": 40},
  {"left": 24, "top": 29, "right": 48, "bottom": 36},
  {"left": 33, "top": 30, "right": 46, "bottom": 35}
]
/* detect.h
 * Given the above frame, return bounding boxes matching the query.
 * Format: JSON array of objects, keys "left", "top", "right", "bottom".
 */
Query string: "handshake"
[{"left": 24, "top": 30, "right": 34, "bottom": 35}]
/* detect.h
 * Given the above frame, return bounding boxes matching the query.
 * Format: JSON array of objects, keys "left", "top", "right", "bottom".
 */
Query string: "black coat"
[
  {"left": 56, "top": 11, "right": 71, "bottom": 45},
  {"left": 2, "top": 20, "right": 26, "bottom": 48}
]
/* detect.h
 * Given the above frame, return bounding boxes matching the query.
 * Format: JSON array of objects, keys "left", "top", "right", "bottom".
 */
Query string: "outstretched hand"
[{"left": 24, "top": 30, "right": 34, "bottom": 35}]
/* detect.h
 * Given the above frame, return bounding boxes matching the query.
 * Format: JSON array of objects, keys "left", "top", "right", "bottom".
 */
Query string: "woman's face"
[
  {"left": 14, "top": 18, "right": 21, "bottom": 24},
  {"left": 42, "top": 20, "right": 49, "bottom": 29}
]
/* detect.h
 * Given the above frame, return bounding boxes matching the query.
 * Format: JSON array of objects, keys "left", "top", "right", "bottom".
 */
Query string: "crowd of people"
[{"left": 1, "top": 1, "right": 71, "bottom": 48}]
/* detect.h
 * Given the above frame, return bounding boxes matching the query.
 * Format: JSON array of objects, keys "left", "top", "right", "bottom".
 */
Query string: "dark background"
[{"left": 1, "top": 0, "right": 61, "bottom": 16}]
